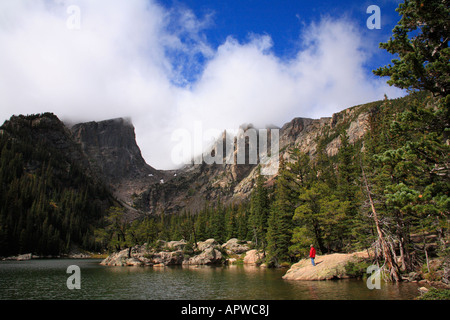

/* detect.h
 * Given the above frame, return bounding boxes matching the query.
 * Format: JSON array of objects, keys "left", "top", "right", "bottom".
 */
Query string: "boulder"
[
  {"left": 126, "top": 257, "right": 143, "bottom": 266},
  {"left": 100, "top": 248, "right": 129, "bottom": 266},
  {"left": 183, "top": 247, "right": 223, "bottom": 265},
  {"left": 17, "top": 253, "right": 32, "bottom": 261},
  {"left": 282, "top": 251, "right": 370, "bottom": 281},
  {"left": 166, "top": 240, "right": 187, "bottom": 251},
  {"left": 151, "top": 251, "right": 184, "bottom": 266},
  {"left": 222, "top": 238, "right": 250, "bottom": 254},
  {"left": 418, "top": 287, "right": 429, "bottom": 294},
  {"left": 100, "top": 239, "right": 233, "bottom": 267},
  {"left": 196, "top": 239, "right": 220, "bottom": 251},
  {"left": 153, "top": 263, "right": 165, "bottom": 268},
  {"left": 243, "top": 249, "right": 265, "bottom": 265}
]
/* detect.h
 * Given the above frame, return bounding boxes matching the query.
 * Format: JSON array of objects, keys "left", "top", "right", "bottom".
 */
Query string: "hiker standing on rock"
[{"left": 309, "top": 244, "right": 316, "bottom": 266}]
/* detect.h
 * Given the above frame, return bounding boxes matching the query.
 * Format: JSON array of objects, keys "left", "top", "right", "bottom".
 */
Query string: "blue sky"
[
  {"left": 160, "top": 0, "right": 402, "bottom": 82},
  {"left": 0, "top": 0, "right": 406, "bottom": 169}
]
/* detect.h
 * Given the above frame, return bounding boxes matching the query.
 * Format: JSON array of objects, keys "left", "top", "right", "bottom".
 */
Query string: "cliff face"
[
  {"left": 71, "top": 118, "right": 156, "bottom": 182},
  {"left": 135, "top": 100, "right": 375, "bottom": 215},
  {"left": 70, "top": 118, "right": 169, "bottom": 208}
]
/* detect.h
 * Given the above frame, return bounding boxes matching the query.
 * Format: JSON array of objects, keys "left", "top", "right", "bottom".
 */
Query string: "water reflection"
[{"left": 0, "top": 259, "right": 421, "bottom": 300}]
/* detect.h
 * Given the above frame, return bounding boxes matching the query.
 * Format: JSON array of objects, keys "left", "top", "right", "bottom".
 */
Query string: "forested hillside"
[{"left": 0, "top": 113, "right": 115, "bottom": 256}]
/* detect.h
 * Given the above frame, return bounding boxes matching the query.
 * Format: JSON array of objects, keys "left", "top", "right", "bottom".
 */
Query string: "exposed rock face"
[
  {"left": 166, "top": 240, "right": 187, "bottom": 251},
  {"left": 134, "top": 100, "right": 376, "bottom": 215},
  {"left": 183, "top": 247, "right": 224, "bottom": 266},
  {"left": 71, "top": 118, "right": 155, "bottom": 183},
  {"left": 243, "top": 249, "right": 265, "bottom": 265},
  {"left": 222, "top": 238, "right": 251, "bottom": 254},
  {"left": 2, "top": 253, "right": 33, "bottom": 261},
  {"left": 151, "top": 251, "right": 185, "bottom": 266},
  {"left": 3, "top": 98, "right": 377, "bottom": 219},
  {"left": 70, "top": 118, "right": 169, "bottom": 207},
  {"left": 100, "top": 248, "right": 131, "bottom": 266},
  {"left": 196, "top": 239, "right": 220, "bottom": 251}
]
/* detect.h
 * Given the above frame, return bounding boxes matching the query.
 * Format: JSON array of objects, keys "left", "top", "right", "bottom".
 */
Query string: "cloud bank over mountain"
[{"left": 0, "top": 0, "right": 403, "bottom": 169}]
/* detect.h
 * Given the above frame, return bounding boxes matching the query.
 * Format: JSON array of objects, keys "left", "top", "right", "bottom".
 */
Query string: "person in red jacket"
[{"left": 309, "top": 244, "right": 316, "bottom": 266}]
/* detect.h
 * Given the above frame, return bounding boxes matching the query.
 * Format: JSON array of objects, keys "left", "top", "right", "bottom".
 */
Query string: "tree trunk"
[
  {"left": 423, "top": 229, "right": 430, "bottom": 273},
  {"left": 398, "top": 236, "right": 407, "bottom": 272},
  {"left": 192, "top": 222, "right": 198, "bottom": 251},
  {"left": 361, "top": 163, "right": 401, "bottom": 282},
  {"left": 397, "top": 212, "right": 413, "bottom": 272},
  {"left": 313, "top": 219, "right": 326, "bottom": 254}
]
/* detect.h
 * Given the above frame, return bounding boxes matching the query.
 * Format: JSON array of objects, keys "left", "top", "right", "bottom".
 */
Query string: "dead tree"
[{"left": 361, "top": 163, "right": 401, "bottom": 282}]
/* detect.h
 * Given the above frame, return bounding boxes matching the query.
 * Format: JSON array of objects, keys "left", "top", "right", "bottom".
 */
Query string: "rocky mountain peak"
[
  {"left": 71, "top": 118, "right": 152, "bottom": 181},
  {"left": 70, "top": 117, "right": 168, "bottom": 208},
  {"left": 1, "top": 113, "right": 90, "bottom": 171}
]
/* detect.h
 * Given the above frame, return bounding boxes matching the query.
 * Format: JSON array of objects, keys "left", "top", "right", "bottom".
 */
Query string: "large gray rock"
[
  {"left": 243, "top": 249, "right": 265, "bottom": 265},
  {"left": 100, "top": 239, "right": 229, "bottom": 267},
  {"left": 100, "top": 248, "right": 130, "bottom": 266},
  {"left": 166, "top": 240, "right": 187, "bottom": 251},
  {"left": 17, "top": 253, "right": 32, "bottom": 261},
  {"left": 125, "top": 257, "right": 143, "bottom": 266},
  {"left": 196, "top": 239, "right": 220, "bottom": 251},
  {"left": 183, "top": 247, "right": 223, "bottom": 266},
  {"left": 222, "top": 238, "right": 250, "bottom": 254},
  {"left": 150, "top": 251, "right": 184, "bottom": 266},
  {"left": 282, "top": 251, "right": 369, "bottom": 281}
]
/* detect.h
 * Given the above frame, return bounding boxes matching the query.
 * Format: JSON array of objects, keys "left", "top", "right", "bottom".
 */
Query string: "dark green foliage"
[
  {"left": 95, "top": 198, "right": 254, "bottom": 252},
  {"left": 344, "top": 260, "right": 372, "bottom": 279},
  {"left": 0, "top": 114, "right": 113, "bottom": 256},
  {"left": 248, "top": 172, "right": 270, "bottom": 250},
  {"left": 266, "top": 158, "right": 297, "bottom": 266},
  {"left": 362, "top": 92, "right": 449, "bottom": 272},
  {"left": 374, "top": 0, "right": 450, "bottom": 97},
  {"left": 417, "top": 287, "right": 450, "bottom": 300}
]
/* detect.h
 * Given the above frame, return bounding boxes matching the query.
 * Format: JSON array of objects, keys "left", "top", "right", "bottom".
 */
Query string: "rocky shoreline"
[
  {"left": 1, "top": 252, "right": 98, "bottom": 261},
  {"left": 282, "top": 251, "right": 450, "bottom": 290},
  {"left": 100, "top": 238, "right": 265, "bottom": 267}
]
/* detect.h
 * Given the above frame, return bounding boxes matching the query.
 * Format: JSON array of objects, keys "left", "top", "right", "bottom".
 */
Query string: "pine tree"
[
  {"left": 374, "top": 0, "right": 450, "bottom": 97},
  {"left": 336, "top": 132, "right": 362, "bottom": 249},
  {"left": 291, "top": 181, "right": 348, "bottom": 255},
  {"left": 224, "top": 204, "right": 237, "bottom": 240},
  {"left": 195, "top": 205, "right": 208, "bottom": 241},
  {"left": 248, "top": 172, "right": 270, "bottom": 250},
  {"left": 266, "top": 157, "right": 296, "bottom": 265},
  {"left": 236, "top": 202, "right": 249, "bottom": 241},
  {"left": 211, "top": 197, "right": 226, "bottom": 243}
]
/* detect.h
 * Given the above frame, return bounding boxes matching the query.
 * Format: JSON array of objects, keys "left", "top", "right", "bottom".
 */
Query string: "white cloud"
[{"left": 0, "top": 1, "right": 404, "bottom": 170}]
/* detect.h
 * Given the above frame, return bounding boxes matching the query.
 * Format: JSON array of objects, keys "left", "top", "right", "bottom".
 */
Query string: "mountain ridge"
[
  {"left": 133, "top": 99, "right": 376, "bottom": 215},
  {"left": 0, "top": 97, "right": 380, "bottom": 220}
]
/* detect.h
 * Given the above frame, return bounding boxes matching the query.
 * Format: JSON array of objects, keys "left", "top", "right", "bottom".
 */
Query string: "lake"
[{"left": 0, "top": 259, "right": 422, "bottom": 300}]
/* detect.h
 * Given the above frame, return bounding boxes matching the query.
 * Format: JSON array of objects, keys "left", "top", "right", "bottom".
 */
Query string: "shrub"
[
  {"left": 417, "top": 288, "right": 450, "bottom": 300},
  {"left": 344, "top": 260, "right": 372, "bottom": 279}
]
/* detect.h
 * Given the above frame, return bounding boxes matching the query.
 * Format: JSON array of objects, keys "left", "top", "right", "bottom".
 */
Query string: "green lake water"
[{"left": 0, "top": 259, "right": 422, "bottom": 300}]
